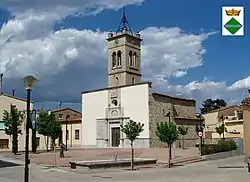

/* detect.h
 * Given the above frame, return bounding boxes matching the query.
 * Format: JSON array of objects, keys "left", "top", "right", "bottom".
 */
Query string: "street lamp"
[
  {"left": 65, "top": 114, "right": 70, "bottom": 151},
  {"left": 220, "top": 115, "right": 225, "bottom": 140},
  {"left": 165, "top": 111, "right": 172, "bottom": 159},
  {"left": 195, "top": 113, "right": 203, "bottom": 153},
  {"left": 23, "top": 75, "right": 38, "bottom": 182},
  {"left": 31, "top": 109, "right": 37, "bottom": 153}
]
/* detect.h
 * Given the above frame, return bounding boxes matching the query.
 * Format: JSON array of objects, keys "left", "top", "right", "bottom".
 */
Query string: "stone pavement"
[
  {"left": 0, "top": 155, "right": 249, "bottom": 182},
  {"left": 0, "top": 148, "right": 199, "bottom": 166}
]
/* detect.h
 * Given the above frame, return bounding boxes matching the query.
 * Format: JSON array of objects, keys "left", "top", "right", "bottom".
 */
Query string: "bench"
[{"left": 69, "top": 158, "right": 157, "bottom": 169}]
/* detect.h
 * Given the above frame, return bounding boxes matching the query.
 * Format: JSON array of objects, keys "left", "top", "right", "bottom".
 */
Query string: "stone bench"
[{"left": 69, "top": 158, "right": 157, "bottom": 169}]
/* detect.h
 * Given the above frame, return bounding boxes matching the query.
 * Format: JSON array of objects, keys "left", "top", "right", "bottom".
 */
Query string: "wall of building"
[
  {"left": 82, "top": 83, "right": 150, "bottom": 148},
  {"left": 148, "top": 93, "right": 198, "bottom": 148},
  {"left": 120, "top": 83, "right": 150, "bottom": 148},
  {"left": 82, "top": 90, "right": 109, "bottom": 147},
  {"left": 59, "top": 123, "right": 82, "bottom": 148},
  {"left": 204, "top": 112, "right": 219, "bottom": 132},
  {"left": 0, "top": 95, "right": 47, "bottom": 151},
  {"left": 243, "top": 105, "right": 250, "bottom": 156}
]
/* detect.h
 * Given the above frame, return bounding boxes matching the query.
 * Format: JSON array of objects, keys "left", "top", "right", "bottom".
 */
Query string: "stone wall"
[{"left": 149, "top": 92, "right": 199, "bottom": 148}]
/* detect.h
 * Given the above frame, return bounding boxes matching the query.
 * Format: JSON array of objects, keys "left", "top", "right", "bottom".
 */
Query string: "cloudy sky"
[{"left": 0, "top": 0, "right": 249, "bottom": 108}]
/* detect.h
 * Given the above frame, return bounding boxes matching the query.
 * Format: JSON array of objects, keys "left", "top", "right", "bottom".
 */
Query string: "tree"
[
  {"left": 215, "top": 124, "right": 227, "bottom": 139},
  {"left": 37, "top": 111, "right": 50, "bottom": 151},
  {"left": 200, "top": 99, "right": 227, "bottom": 114},
  {"left": 47, "top": 113, "right": 61, "bottom": 150},
  {"left": 37, "top": 111, "right": 61, "bottom": 151},
  {"left": 120, "top": 120, "right": 144, "bottom": 170},
  {"left": 156, "top": 122, "right": 179, "bottom": 168},
  {"left": 2, "top": 105, "right": 24, "bottom": 155},
  {"left": 178, "top": 126, "right": 188, "bottom": 149}
]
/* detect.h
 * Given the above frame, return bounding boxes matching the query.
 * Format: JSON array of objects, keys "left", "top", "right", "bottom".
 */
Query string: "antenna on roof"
[
  {"left": 0, "top": 73, "right": 3, "bottom": 94},
  {"left": 116, "top": 7, "right": 133, "bottom": 35}
]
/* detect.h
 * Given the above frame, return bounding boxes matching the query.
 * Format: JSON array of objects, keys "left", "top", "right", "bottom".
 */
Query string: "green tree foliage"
[
  {"left": 121, "top": 120, "right": 144, "bottom": 170},
  {"left": 37, "top": 111, "right": 50, "bottom": 151},
  {"left": 2, "top": 106, "right": 24, "bottom": 154},
  {"left": 215, "top": 124, "right": 227, "bottom": 138},
  {"left": 178, "top": 126, "right": 188, "bottom": 149},
  {"left": 200, "top": 99, "right": 227, "bottom": 114},
  {"left": 47, "top": 114, "right": 61, "bottom": 150},
  {"left": 156, "top": 122, "right": 179, "bottom": 168},
  {"left": 37, "top": 111, "right": 61, "bottom": 151}
]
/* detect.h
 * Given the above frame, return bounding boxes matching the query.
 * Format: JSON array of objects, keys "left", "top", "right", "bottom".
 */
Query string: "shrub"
[{"left": 201, "top": 139, "right": 238, "bottom": 155}]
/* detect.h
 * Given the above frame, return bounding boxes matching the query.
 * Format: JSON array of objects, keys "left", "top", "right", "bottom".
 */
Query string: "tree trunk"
[
  {"left": 131, "top": 142, "right": 134, "bottom": 170},
  {"left": 45, "top": 136, "right": 49, "bottom": 152},
  {"left": 168, "top": 144, "right": 171, "bottom": 168},
  {"left": 182, "top": 136, "right": 185, "bottom": 149},
  {"left": 51, "top": 138, "right": 55, "bottom": 151}
]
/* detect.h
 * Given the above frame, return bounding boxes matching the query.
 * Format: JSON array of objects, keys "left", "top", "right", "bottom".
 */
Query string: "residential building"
[
  {"left": 0, "top": 93, "right": 47, "bottom": 151},
  {"left": 81, "top": 12, "right": 201, "bottom": 149},
  {"left": 242, "top": 90, "right": 250, "bottom": 160},
  {"left": 204, "top": 105, "right": 243, "bottom": 139},
  {"left": 52, "top": 108, "right": 82, "bottom": 148}
]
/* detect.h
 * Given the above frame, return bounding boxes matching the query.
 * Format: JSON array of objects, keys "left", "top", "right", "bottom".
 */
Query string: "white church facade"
[{"left": 81, "top": 12, "right": 201, "bottom": 148}]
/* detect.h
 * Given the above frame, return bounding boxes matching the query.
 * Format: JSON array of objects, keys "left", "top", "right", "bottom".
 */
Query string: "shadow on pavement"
[{"left": 0, "top": 160, "right": 21, "bottom": 168}]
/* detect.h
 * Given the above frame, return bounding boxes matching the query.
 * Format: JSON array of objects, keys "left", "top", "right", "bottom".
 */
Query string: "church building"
[{"left": 81, "top": 11, "right": 201, "bottom": 148}]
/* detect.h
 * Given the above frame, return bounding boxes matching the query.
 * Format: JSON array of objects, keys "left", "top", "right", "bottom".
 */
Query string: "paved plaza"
[
  {"left": 0, "top": 148, "right": 200, "bottom": 166},
  {"left": 0, "top": 155, "right": 249, "bottom": 182}
]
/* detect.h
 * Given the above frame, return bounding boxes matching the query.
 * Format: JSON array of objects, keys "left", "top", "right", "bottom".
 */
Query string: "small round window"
[{"left": 112, "top": 99, "right": 118, "bottom": 106}]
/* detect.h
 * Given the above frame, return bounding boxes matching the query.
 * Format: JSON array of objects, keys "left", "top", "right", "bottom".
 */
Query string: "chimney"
[
  {"left": 12, "top": 89, "right": 15, "bottom": 96},
  {"left": 0, "top": 73, "right": 3, "bottom": 94}
]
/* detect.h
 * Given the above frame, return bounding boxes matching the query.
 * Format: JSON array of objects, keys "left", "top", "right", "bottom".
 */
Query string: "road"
[{"left": 0, "top": 155, "right": 249, "bottom": 182}]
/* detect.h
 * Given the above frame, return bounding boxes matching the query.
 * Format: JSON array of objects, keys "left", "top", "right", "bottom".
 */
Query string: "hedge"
[{"left": 201, "top": 139, "right": 238, "bottom": 155}]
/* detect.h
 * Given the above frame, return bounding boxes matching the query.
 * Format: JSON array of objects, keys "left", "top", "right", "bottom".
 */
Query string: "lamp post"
[
  {"left": 65, "top": 114, "right": 70, "bottom": 151},
  {"left": 196, "top": 113, "right": 203, "bottom": 153},
  {"left": 31, "top": 109, "right": 37, "bottom": 153},
  {"left": 220, "top": 115, "right": 225, "bottom": 140},
  {"left": 166, "top": 111, "right": 172, "bottom": 159},
  {"left": 23, "top": 75, "right": 38, "bottom": 182}
]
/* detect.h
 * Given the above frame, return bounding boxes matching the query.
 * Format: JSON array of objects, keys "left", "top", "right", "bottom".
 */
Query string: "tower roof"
[{"left": 116, "top": 7, "right": 133, "bottom": 35}]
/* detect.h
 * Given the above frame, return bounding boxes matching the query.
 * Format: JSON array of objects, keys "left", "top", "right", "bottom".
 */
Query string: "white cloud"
[
  {"left": 228, "top": 75, "right": 250, "bottom": 90},
  {"left": 141, "top": 27, "right": 216, "bottom": 83},
  {"left": 172, "top": 70, "right": 187, "bottom": 78},
  {"left": 0, "top": 0, "right": 145, "bottom": 13}
]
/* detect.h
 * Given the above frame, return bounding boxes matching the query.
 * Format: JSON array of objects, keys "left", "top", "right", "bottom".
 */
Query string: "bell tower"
[{"left": 106, "top": 8, "right": 143, "bottom": 87}]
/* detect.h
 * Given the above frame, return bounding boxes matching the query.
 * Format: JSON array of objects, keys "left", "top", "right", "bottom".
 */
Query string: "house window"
[
  {"left": 129, "top": 51, "right": 133, "bottom": 66},
  {"left": 133, "top": 52, "right": 137, "bottom": 67},
  {"left": 75, "top": 129, "right": 80, "bottom": 140},
  {"left": 58, "top": 114, "right": 63, "bottom": 119},
  {"left": 117, "top": 51, "right": 122, "bottom": 67},
  {"left": 0, "top": 121, "right": 4, "bottom": 130},
  {"left": 112, "top": 52, "right": 116, "bottom": 68},
  {"left": 66, "top": 130, "right": 69, "bottom": 140},
  {"left": 0, "top": 139, "right": 9, "bottom": 149}
]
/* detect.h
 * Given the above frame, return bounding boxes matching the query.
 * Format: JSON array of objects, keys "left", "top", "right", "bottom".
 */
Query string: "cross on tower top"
[{"left": 116, "top": 7, "right": 133, "bottom": 35}]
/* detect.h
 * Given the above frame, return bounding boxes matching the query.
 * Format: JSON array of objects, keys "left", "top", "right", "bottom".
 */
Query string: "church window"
[
  {"left": 112, "top": 99, "right": 118, "bottom": 106},
  {"left": 112, "top": 52, "right": 116, "bottom": 68},
  {"left": 132, "top": 77, "right": 135, "bottom": 84},
  {"left": 117, "top": 51, "right": 122, "bottom": 67},
  {"left": 133, "top": 52, "right": 137, "bottom": 67},
  {"left": 129, "top": 51, "right": 133, "bottom": 67},
  {"left": 115, "top": 77, "right": 119, "bottom": 85}
]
